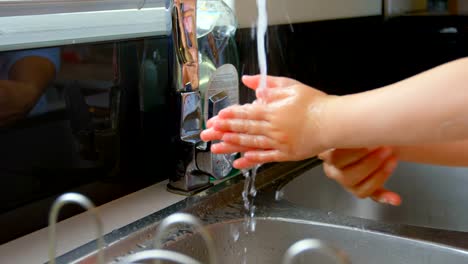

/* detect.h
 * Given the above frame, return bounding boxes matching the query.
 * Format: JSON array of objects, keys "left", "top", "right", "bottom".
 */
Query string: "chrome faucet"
[
  {"left": 167, "top": 0, "right": 238, "bottom": 195},
  {"left": 167, "top": 0, "right": 211, "bottom": 195}
]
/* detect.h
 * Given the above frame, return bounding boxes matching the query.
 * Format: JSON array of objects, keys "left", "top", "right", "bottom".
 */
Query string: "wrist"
[{"left": 317, "top": 94, "right": 347, "bottom": 150}]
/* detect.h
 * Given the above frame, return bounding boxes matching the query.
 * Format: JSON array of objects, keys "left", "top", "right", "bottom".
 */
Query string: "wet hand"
[
  {"left": 201, "top": 75, "right": 336, "bottom": 169},
  {"left": 318, "top": 147, "right": 401, "bottom": 206}
]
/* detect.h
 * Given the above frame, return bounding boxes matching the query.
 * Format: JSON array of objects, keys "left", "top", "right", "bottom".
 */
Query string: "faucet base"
[{"left": 166, "top": 182, "right": 213, "bottom": 196}]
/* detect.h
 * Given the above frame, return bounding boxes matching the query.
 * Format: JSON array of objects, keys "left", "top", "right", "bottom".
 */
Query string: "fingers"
[
  {"left": 243, "top": 150, "right": 288, "bottom": 163},
  {"left": 232, "top": 149, "right": 289, "bottom": 169},
  {"left": 201, "top": 128, "right": 224, "bottom": 142},
  {"left": 324, "top": 148, "right": 393, "bottom": 187},
  {"left": 210, "top": 142, "right": 253, "bottom": 154},
  {"left": 242, "top": 74, "right": 295, "bottom": 103},
  {"left": 257, "top": 87, "right": 292, "bottom": 103},
  {"left": 218, "top": 104, "right": 268, "bottom": 120},
  {"left": 203, "top": 104, "right": 270, "bottom": 143},
  {"left": 213, "top": 119, "right": 271, "bottom": 136},
  {"left": 371, "top": 188, "right": 402, "bottom": 206},
  {"left": 222, "top": 133, "right": 278, "bottom": 149},
  {"left": 321, "top": 147, "right": 401, "bottom": 205},
  {"left": 233, "top": 157, "right": 262, "bottom": 169},
  {"left": 351, "top": 158, "right": 398, "bottom": 199},
  {"left": 319, "top": 147, "right": 382, "bottom": 169},
  {"left": 206, "top": 116, "right": 220, "bottom": 128},
  {"left": 242, "top": 75, "right": 298, "bottom": 90}
]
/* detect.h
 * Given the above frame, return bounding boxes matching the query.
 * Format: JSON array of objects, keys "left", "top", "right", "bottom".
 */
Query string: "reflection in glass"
[
  {"left": 0, "top": 38, "right": 171, "bottom": 244},
  {"left": 0, "top": 47, "right": 60, "bottom": 126}
]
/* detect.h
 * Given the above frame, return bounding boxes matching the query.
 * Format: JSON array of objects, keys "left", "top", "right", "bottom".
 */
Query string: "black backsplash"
[
  {"left": 0, "top": 37, "right": 173, "bottom": 244},
  {"left": 238, "top": 15, "right": 468, "bottom": 102},
  {"left": 2, "top": 14, "right": 468, "bottom": 244}
]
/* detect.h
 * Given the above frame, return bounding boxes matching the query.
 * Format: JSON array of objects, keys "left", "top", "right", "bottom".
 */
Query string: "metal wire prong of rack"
[
  {"left": 153, "top": 213, "right": 217, "bottom": 264},
  {"left": 48, "top": 192, "right": 105, "bottom": 264},
  {"left": 282, "top": 238, "right": 350, "bottom": 264}
]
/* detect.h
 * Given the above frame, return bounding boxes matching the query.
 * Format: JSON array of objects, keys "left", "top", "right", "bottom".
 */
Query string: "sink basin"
[
  {"left": 53, "top": 160, "right": 468, "bottom": 264},
  {"left": 281, "top": 162, "right": 468, "bottom": 232},
  {"left": 162, "top": 218, "right": 468, "bottom": 264}
]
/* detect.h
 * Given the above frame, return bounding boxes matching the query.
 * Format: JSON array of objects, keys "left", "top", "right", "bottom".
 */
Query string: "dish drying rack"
[{"left": 47, "top": 192, "right": 350, "bottom": 264}]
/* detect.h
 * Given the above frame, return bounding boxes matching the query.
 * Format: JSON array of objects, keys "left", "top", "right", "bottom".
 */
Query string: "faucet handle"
[
  {"left": 208, "top": 91, "right": 230, "bottom": 120},
  {"left": 196, "top": 91, "right": 235, "bottom": 179},
  {"left": 168, "top": 88, "right": 212, "bottom": 194}
]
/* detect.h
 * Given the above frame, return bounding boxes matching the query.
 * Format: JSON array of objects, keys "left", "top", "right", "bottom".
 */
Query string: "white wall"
[{"left": 233, "top": 0, "right": 382, "bottom": 28}]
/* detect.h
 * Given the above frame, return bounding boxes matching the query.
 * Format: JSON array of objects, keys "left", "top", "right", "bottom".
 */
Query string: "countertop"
[{"left": 0, "top": 180, "right": 185, "bottom": 264}]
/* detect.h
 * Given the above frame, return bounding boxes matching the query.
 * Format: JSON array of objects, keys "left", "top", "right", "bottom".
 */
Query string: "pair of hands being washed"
[{"left": 201, "top": 75, "right": 401, "bottom": 206}]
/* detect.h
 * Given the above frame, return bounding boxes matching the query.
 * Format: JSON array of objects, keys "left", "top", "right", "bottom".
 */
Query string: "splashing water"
[
  {"left": 256, "top": 0, "right": 268, "bottom": 97},
  {"left": 239, "top": 0, "right": 268, "bottom": 262},
  {"left": 242, "top": 165, "right": 259, "bottom": 233},
  {"left": 241, "top": 168, "right": 253, "bottom": 232},
  {"left": 242, "top": 247, "right": 248, "bottom": 264},
  {"left": 241, "top": 0, "right": 268, "bottom": 233},
  {"left": 230, "top": 224, "right": 240, "bottom": 242},
  {"left": 241, "top": 164, "right": 260, "bottom": 264}
]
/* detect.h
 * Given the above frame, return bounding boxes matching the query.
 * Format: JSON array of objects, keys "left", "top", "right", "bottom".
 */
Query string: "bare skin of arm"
[
  {"left": 325, "top": 57, "right": 468, "bottom": 149},
  {"left": 393, "top": 141, "right": 468, "bottom": 166},
  {"left": 0, "top": 56, "right": 56, "bottom": 125}
]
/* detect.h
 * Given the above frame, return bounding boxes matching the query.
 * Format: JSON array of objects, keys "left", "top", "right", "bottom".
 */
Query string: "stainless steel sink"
[
  {"left": 281, "top": 161, "right": 468, "bottom": 232},
  {"left": 161, "top": 218, "right": 468, "bottom": 264},
  {"left": 54, "top": 160, "right": 468, "bottom": 264}
]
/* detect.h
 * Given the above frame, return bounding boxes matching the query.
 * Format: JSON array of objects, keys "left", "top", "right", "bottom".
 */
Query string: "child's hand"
[
  {"left": 318, "top": 147, "right": 402, "bottom": 206},
  {"left": 201, "top": 75, "right": 335, "bottom": 169}
]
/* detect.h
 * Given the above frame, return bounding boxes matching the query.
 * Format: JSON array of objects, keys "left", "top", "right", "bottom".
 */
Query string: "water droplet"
[
  {"left": 230, "top": 225, "right": 240, "bottom": 242},
  {"left": 250, "top": 217, "right": 257, "bottom": 232},
  {"left": 137, "top": 243, "right": 146, "bottom": 249},
  {"left": 249, "top": 186, "right": 257, "bottom": 196},
  {"left": 275, "top": 190, "right": 284, "bottom": 201}
]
